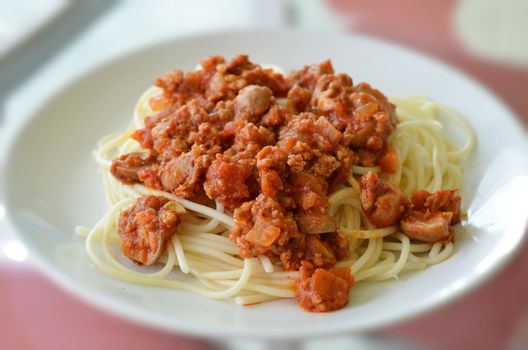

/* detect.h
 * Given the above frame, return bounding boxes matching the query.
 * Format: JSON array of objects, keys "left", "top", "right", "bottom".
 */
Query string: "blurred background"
[{"left": 1, "top": 0, "right": 527, "bottom": 349}]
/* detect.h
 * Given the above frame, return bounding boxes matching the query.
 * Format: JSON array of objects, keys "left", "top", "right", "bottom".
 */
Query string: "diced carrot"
[{"left": 379, "top": 148, "right": 398, "bottom": 173}]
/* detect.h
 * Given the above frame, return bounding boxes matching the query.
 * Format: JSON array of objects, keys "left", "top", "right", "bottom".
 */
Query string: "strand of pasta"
[{"left": 172, "top": 235, "right": 190, "bottom": 273}]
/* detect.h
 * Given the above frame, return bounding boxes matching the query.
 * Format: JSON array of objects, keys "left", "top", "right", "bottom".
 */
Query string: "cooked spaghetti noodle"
[{"left": 77, "top": 57, "right": 475, "bottom": 309}]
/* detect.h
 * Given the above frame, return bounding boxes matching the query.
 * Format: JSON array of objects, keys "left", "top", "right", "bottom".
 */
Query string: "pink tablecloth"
[{"left": 1, "top": 1, "right": 527, "bottom": 349}]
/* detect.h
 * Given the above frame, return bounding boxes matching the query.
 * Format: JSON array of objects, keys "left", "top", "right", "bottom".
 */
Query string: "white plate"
[{"left": 2, "top": 30, "right": 528, "bottom": 339}]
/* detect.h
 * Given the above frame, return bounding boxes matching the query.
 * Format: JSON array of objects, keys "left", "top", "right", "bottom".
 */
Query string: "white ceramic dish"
[{"left": 2, "top": 30, "right": 527, "bottom": 339}]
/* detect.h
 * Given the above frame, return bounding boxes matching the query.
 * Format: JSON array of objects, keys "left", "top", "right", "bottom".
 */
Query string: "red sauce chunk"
[
  {"left": 401, "top": 189, "right": 461, "bottom": 243},
  {"left": 296, "top": 261, "right": 354, "bottom": 312},
  {"left": 410, "top": 189, "right": 461, "bottom": 224},
  {"left": 110, "top": 152, "right": 157, "bottom": 185},
  {"left": 379, "top": 148, "right": 399, "bottom": 173},
  {"left": 359, "top": 172, "right": 409, "bottom": 228},
  {"left": 359, "top": 172, "right": 462, "bottom": 243},
  {"left": 118, "top": 196, "right": 181, "bottom": 265}
]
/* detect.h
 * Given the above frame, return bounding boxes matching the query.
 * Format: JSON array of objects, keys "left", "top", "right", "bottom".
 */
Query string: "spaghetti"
[{"left": 77, "top": 56, "right": 475, "bottom": 311}]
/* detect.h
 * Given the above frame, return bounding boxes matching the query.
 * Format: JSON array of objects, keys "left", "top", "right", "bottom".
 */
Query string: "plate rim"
[{"left": 2, "top": 28, "right": 527, "bottom": 339}]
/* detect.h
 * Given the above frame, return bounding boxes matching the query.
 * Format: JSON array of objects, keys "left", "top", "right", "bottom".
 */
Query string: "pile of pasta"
[{"left": 77, "top": 86, "right": 474, "bottom": 307}]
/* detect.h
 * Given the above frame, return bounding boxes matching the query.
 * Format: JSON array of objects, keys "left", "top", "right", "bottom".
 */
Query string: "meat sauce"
[
  {"left": 111, "top": 55, "right": 461, "bottom": 312},
  {"left": 359, "top": 172, "right": 461, "bottom": 243},
  {"left": 118, "top": 196, "right": 183, "bottom": 265}
]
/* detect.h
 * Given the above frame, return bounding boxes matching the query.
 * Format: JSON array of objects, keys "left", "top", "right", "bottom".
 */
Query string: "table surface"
[{"left": 1, "top": 1, "right": 527, "bottom": 349}]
